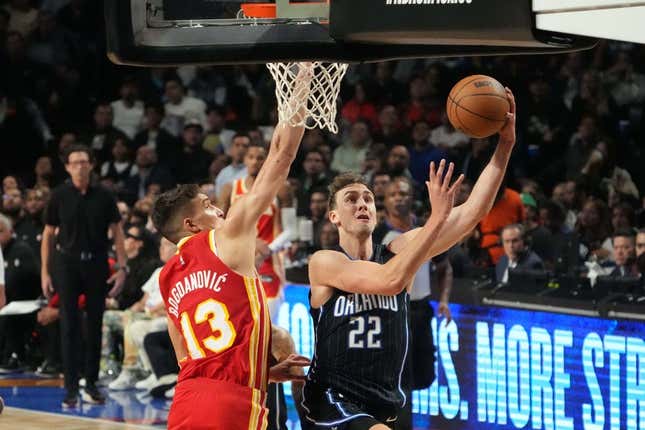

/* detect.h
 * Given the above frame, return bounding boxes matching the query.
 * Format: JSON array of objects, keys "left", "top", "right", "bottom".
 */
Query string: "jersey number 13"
[{"left": 180, "top": 298, "right": 237, "bottom": 359}]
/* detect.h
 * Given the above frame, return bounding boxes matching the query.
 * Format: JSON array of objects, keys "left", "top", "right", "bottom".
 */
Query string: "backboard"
[{"left": 105, "top": 0, "right": 598, "bottom": 66}]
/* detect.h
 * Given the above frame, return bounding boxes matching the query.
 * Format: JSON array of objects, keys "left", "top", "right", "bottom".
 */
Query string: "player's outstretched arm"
[
  {"left": 391, "top": 88, "right": 516, "bottom": 259},
  {"left": 223, "top": 64, "right": 313, "bottom": 238},
  {"left": 310, "top": 160, "right": 462, "bottom": 299},
  {"left": 270, "top": 327, "right": 310, "bottom": 384}
]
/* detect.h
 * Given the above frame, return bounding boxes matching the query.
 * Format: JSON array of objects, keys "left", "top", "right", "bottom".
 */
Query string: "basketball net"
[
  {"left": 238, "top": 4, "right": 347, "bottom": 133},
  {"left": 267, "top": 62, "right": 348, "bottom": 134}
]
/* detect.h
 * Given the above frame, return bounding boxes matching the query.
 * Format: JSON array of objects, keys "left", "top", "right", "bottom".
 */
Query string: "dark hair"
[
  {"left": 164, "top": 74, "right": 184, "bottom": 88},
  {"left": 93, "top": 101, "right": 112, "bottom": 113},
  {"left": 388, "top": 144, "right": 409, "bottom": 155},
  {"left": 144, "top": 100, "right": 165, "bottom": 115},
  {"left": 206, "top": 104, "right": 226, "bottom": 116},
  {"left": 58, "top": 130, "right": 77, "bottom": 140},
  {"left": 151, "top": 184, "right": 201, "bottom": 243},
  {"left": 541, "top": 199, "right": 566, "bottom": 225},
  {"left": 388, "top": 175, "right": 413, "bottom": 190},
  {"left": 327, "top": 172, "right": 369, "bottom": 210},
  {"left": 351, "top": 118, "right": 371, "bottom": 131},
  {"left": 114, "top": 135, "right": 132, "bottom": 147},
  {"left": 232, "top": 132, "right": 251, "bottom": 142},
  {"left": 2, "top": 174, "right": 25, "bottom": 191},
  {"left": 612, "top": 228, "right": 636, "bottom": 241},
  {"left": 372, "top": 171, "right": 391, "bottom": 179},
  {"left": 412, "top": 119, "right": 431, "bottom": 128},
  {"left": 247, "top": 141, "right": 267, "bottom": 152},
  {"left": 125, "top": 223, "right": 157, "bottom": 258},
  {"left": 612, "top": 201, "right": 636, "bottom": 227},
  {"left": 304, "top": 148, "right": 325, "bottom": 160},
  {"left": 63, "top": 144, "right": 94, "bottom": 164},
  {"left": 310, "top": 187, "right": 329, "bottom": 198}
]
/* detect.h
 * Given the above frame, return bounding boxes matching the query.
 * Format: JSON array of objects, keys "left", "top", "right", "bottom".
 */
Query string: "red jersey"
[
  {"left": 230, "top": 177, "right": 283, "bottom": 298},
  {"left": 159, "top": 230, "right": 271, "bottom": 394}
]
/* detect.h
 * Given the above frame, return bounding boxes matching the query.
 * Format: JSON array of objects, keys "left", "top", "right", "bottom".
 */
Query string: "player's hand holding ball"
[{"left": 447, "top": 75, "right": 515, "bottom": 146}]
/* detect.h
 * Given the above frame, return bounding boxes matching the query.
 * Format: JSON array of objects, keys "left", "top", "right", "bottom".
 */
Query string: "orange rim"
[{"left": 241, "top": 3, "right": 277, "bottom": 18}]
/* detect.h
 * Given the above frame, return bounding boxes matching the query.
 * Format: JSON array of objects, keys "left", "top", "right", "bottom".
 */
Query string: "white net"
[{"left": 267, "top": 62, "right": 348, "bottom": 134}]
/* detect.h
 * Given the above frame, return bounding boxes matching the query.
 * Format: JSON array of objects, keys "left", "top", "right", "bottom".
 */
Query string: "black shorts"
[
  {"left": 406, "top": 298, "right": 436, "bottom": 390},
  {"left": 266, "top": 383, "right": 287, "bottom": 430},
  {"left": 301, "top": 381, "right": 401, "bottom": 429}
]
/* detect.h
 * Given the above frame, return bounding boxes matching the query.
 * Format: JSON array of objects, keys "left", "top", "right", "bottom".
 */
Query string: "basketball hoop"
[
  {"left": 266, "top": 62, "right": 348, "bottom": 133},
  {"left": 238, "top": 4, "right": 346, "bottom": 133}
]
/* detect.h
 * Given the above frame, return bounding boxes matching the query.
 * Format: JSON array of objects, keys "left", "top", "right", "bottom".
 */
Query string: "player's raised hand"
[
  {"left": 268, "top": 354, "right": 311, "bottom": 383},
  {"left": 498, "top": 87, "right": 516, "bottom": 147},
  {"left": 285, "top": 62, "right": 315, "bottom": 125},
  {"left": 426, "top": 159, "right": 464, "bottom": 223}
]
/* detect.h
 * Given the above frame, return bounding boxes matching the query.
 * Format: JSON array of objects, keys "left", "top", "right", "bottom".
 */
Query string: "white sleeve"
[
  {"left": 268, "top": 230, "right": 293, "bottom": 253},
  {"left": 381, "top": 230, "right": 402, "bottom": 246},
  {"left": 141, "top": 267, "right": 162, "bottom": 295},
  {"left": 0, "top": 248, "right": 5, "bottom": 285}
]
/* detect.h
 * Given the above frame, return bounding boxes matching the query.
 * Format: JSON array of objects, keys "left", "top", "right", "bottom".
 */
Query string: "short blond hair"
[{"left": 327, "top": 173, "right": 369, "bottom": 210}]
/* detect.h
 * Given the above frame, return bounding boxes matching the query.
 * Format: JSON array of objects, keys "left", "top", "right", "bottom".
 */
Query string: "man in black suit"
[
  {"left": 609, "top": 230, "right": 638, "bottom": 277},
  {"left": 133, "top": 101, "right": 180, "bottom": 170},
  {"left": 496, "top": 223, "right": 545, "bottom": 283}
]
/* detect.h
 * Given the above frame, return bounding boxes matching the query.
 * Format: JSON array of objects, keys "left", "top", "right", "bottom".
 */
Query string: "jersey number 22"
[
  {"left": 348, "top": 315, "right": 382, "bottom": 349},
  {"left": 180, "top": 298, "right": 237, "bottom": 359}
]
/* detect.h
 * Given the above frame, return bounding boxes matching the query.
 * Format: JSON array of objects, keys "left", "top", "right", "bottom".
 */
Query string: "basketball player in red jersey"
[
  {"left": 219, "top": 142, "right": 286, "bottom": 320},
  {"left": 151, "top": 64, "right": 313, "bottom": 430}
]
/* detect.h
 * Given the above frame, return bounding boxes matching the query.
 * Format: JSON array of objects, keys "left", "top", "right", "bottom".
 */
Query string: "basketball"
[{"left": 446, "top": 75, "right": 510, "bottom": 138}]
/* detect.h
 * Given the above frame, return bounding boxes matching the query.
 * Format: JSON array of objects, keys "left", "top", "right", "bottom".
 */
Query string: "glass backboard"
[{"left": 105, "top": 0, "right": 598, "bottom": 66}]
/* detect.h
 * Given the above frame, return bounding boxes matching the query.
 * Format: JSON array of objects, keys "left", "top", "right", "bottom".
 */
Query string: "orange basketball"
[{"left": 446, "top": 75, "right": 510, "bottom": 139}]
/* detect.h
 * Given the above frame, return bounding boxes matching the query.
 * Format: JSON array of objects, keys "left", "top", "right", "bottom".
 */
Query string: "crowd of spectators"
[{"left": 1, "top": 0, "right": 645, "bottom": 389}]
